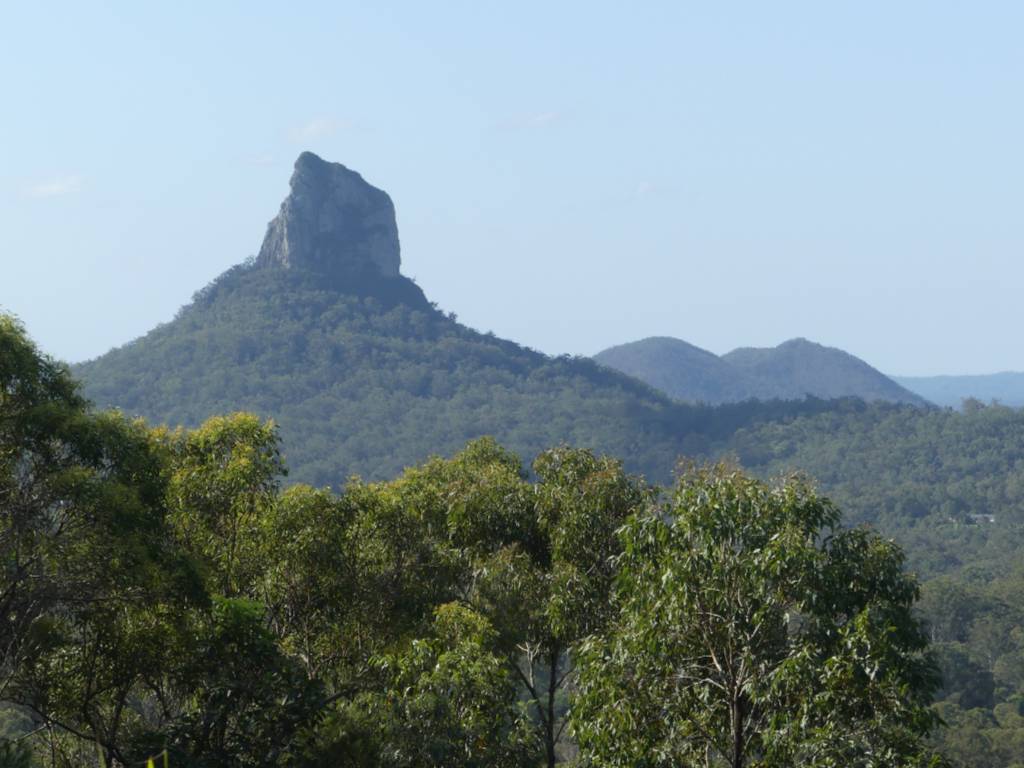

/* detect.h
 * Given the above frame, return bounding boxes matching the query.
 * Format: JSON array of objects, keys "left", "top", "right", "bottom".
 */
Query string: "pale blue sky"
[{"left": 2, "top": 2, "right": 1021, "bottom": 375}]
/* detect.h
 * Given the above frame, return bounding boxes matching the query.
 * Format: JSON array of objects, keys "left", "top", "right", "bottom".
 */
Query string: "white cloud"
[
  {"left": 290, "top": 118, "right": 352, "bottom": 143},
  {"left": 25, "top": 175, "right": 82, "bottom": 199}
]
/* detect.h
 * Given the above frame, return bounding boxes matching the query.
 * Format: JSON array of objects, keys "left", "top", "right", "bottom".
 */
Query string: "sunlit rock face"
[{"left": 256, "top": 151, "right": 401, "bottom": 279}]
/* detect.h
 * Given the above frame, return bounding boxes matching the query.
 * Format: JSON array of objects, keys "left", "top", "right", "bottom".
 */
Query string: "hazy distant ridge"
[
  {"left": 595, "top": 336, "right": 929, "bottom": 406},
  {"left": 894, "top": 372, "right": 1024, "bottom": 408}
]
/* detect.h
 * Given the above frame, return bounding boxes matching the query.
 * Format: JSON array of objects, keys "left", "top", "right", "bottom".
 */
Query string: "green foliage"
[
  {"left": 158, "top": 597, "right": 323, "bottom": 768},
  {"left": 725, "top": 400, "right": 1024, "bottom": 574},
  {"left": 324, "top": 439, "right": 651, "bottom": 765},
  {"left": 257, "top": 484, "right": 357, "bottom": 680},
  {"left": 165, "top": 412, "right": 284, "bottom": 595},
  {"left": 6, "top": 311, "right": 1001, "bottom": 764},
  {"left": 317, "top": 604, "right": 541, "bottom": 768},
  {"left": 724, "top": 400, "right": 1024, "bottom": 764},
  {"left": 572, "top": 464, "right": 943, "bottom": 767},
  {"left": 0, "top": 315, "right": 202, "bottom": 767},
  {"left": 0, "top": 739, "right": 33, "bottom": 768},
  {"left": 917, "top": 568, "right": 1024, "bottom": 766},
  {"left": 72, "top": 265, "right": 828, "bottom": 487},
  {"left": 532, "top": 446, "right": 651, "bottom": 642}
]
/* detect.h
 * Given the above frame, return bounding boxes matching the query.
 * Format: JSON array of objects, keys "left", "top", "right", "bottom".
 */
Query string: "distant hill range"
[
  {"left": 54, "top": 157, "right": 1024, "bottom": 768},
  {"left": 75, "top": 153, "right": 832, "bottom": 486},
  {"left": 594, "top": 336, "right": 930, "bottom": 407},
  {"left": 64, "top": 153, "right": 1024, "bottom": 615},
  {"left": 893, "top": 373, "right": 1024, "bottom": 409}
]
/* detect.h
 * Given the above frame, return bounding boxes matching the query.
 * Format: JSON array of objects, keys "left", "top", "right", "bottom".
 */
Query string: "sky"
[{"left": 1, "top": 2, "right": 1021, "bottom": 376}]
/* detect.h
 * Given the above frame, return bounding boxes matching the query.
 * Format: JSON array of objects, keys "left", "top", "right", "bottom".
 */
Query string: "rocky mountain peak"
[{"left": 256, "top": 152, "right": 401, "bottom": 278}]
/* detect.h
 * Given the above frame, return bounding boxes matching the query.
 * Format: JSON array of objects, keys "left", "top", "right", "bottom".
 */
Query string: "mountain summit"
[
  {"left": 78, "top": 154, "right": 786, "bottom": 485},
  {"left": 596, "top": 336, "right": 929, "bottom": 406},
  {"left": 256, "top": 152, "right": 401, "bottom": 279}
]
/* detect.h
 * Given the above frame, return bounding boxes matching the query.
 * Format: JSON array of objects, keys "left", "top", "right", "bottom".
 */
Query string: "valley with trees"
[
  {"left": 2, "top": 315, "right": 953, "bottom": 766},
  {"left": 6, "top": 1, "right": 1024, "bottom": 764},
  {"left": 2, "top": 152, "right": 1022, "bottom": 765}
]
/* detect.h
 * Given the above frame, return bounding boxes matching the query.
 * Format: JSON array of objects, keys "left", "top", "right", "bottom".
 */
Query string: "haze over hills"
[
  {"left": 893, "top": 372, "right": 1024, "bottom": 409},
  {"left": 722, "top": 338, "right": 929, "bottom": 405},
  {"left": 76, "top": 153, "right": 822, "bottom": 486},
  {"left": 590, "top": 337, "right": 760, "bottom": 405},
  {"left": 595, "top": 336, "right": 929, "bottom": 406}
]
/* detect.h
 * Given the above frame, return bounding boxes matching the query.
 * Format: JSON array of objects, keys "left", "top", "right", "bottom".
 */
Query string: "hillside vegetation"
[
  {"left": 61, "top": 154, "right": 1024, "bottom": 765},
  {"left": 1, "top": 316, "right": 946, "bottom": 766},
  {"left": 74, "top": 264, "right": 832, "bottom": 487},
  {"left": 596, "top": 335, "right": 928, "bottom": 406},
  {"left": 721, "top": 399, "right": 1024, "bottom": 765}
]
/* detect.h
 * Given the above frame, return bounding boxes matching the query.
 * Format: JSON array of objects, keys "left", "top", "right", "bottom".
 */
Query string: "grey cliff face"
[{"left": 256, "top": 152, "right": 401, "bottom": 278}]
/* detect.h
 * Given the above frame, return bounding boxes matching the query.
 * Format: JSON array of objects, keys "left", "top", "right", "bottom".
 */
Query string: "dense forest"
[
  {"left": 54, "top": 251, "right": 1024, "bottom": 765},
  {"left": 1, "top": 316, "right": 946, "bottom": 766},
  {"left": 15, "top": 154, "right": 1024, "bottom": 766},
  {"left": 73, "top": 261, "right": 839, "bottom": 487},
  {"left": 11, "top": 0, "right": 1022, "bottom": 762},
  {"left": 722, "top": 400, "right": 1024, "bottom": 765}
]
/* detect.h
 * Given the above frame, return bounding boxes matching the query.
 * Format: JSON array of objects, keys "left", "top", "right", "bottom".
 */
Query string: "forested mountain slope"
[
  {"left": 722, "top": 399, "right": 1024, "bottom": 575},
  {"left": 723, "top": 337, "right": 929, "bottom": 405},
  {"left": 56, "top": 154, "right": 1024, "bottom": 765},
  {"left": 75, "top": 153, "right": 815, "bottom": 486},
  {"left": 78, "top": 265, "right": 690, "bottom": 485},
  {"left": 593, "top": 337, "right": 760, "bottom": 404},
  {"left": 717, "top": 399, "right": 1024, "bottom": 765},
  {"left": 596, "top": 335, "right": 929, "bottom": 406}
]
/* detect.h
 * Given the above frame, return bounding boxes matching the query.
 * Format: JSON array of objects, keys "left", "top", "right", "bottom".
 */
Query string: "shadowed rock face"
[{"left": 256, "top": 152, "right": 401, "bottom": 278}]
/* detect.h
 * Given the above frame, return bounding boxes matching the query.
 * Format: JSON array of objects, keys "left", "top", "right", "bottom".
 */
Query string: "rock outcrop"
[{"left": 256, "top": 152, "right": 401, "bottom": 278}]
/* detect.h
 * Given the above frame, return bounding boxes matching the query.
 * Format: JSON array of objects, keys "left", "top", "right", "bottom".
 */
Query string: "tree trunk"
[
  {"left": 545, "top": 647, "right": 560, "bottom": 768},
  {"left": 731, "top": 694, "right": 744, "bottom": 768}
]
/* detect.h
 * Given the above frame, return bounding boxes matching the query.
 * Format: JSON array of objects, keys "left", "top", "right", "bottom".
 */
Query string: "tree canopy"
[
  {"left": 572, "top": 464, "right": 944, "bottom": 767},
  {"left": 0, "top": 315, "right": 958, "bottom": 765}
]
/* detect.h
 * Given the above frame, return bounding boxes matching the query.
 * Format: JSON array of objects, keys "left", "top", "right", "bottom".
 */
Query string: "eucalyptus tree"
[
  {"left": 0, "top": 315, "right": 200, "bottom": 765},
  {"left": 517, "top": 446, "right": 651, "bottom": 767},
  {"left": 399, "top": 439, "right": 651, "bottom": 767},
  {"left": 318, "top": 603, "right": 541, "bottom": 768},
  {"left": 572, "top": 463, "right": 946, "bottom": 768},
  {"left": 164, "top": 412, "right": 284, "bottom": 597}
]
